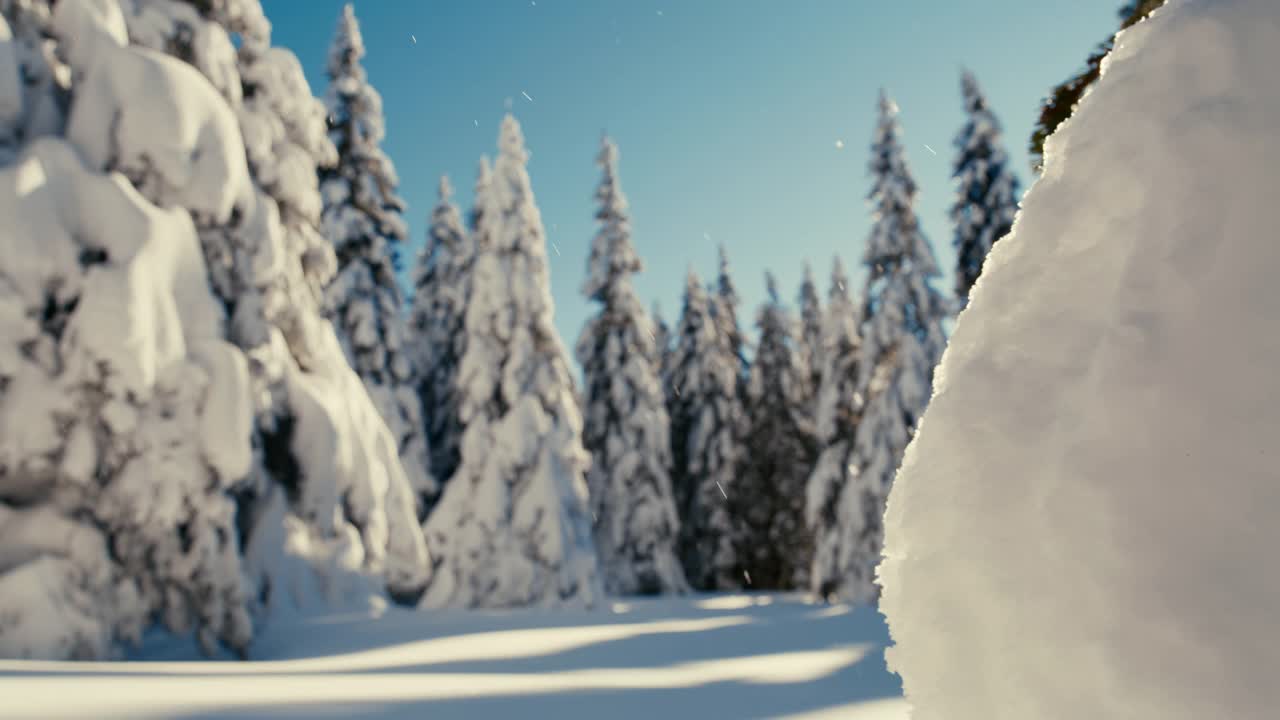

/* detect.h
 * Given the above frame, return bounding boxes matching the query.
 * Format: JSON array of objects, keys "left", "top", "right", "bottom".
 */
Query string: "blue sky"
[{"left": 264, "top": 0, "right": 1120, "bottom": 356}]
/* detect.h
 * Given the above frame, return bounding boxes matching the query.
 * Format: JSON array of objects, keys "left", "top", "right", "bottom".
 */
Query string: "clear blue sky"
[{"left": 263, "top": 0, "right": 1120, "bottom": 358}]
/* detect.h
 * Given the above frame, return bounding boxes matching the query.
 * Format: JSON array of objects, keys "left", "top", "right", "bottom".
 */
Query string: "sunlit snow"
[
  {"left": 880, "top": 0, "right": 1280, "bottom": 718},
  {"left": 0, "top": 595, "right": 905, "bottom": 719}
]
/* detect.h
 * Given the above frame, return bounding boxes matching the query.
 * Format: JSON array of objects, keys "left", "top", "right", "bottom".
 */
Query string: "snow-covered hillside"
[
  {"left": 0, "top": 594, "right": 905, "bottom": 719},
  {"left": 879, "top": 0, "right": 1280, "bottom": 718}
]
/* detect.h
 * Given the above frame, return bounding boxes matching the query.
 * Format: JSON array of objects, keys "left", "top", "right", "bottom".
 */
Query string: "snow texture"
[
  {"left": 319, "top": 3, "right": 432, "bottom": 511},
  {"left": 575, "top": 137, "right": 687, "bottom": 596},
  {"left": 421, "top": 115, "right": 601, "bottom": 609},
  {"left": 737, "top": 272, "right": 814, "bottom": 590},
  {"left": 666, "top": 270, "right": 743, "bottom": 591},
  {"left": 846, "top": 91, "right": 947, "bottom": 604},
  {"left": 804, "top": 258, "right": 866, "bottom": 601},
  {"left": 951, "top": 69, "right": 1020, "bottom": 306},
  {"left": 880, "top": 1, "right": 1280, "bottom": 718},
  {"left": 410, "top": 172, "right": 474, "bottom": 500}
]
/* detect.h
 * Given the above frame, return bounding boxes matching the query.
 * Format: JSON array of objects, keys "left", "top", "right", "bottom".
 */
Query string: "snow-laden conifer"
[
  {"left": 736, "top": 273, "right": 814, "bottom": 589},
  {"left": 409, "top": 174, "right": 472, "bottom": 505},
  {"left": 666, "top": 270, "right": 742, "bottom": 591},
  {"left": 320, "top": 3, "right": 432, "bottom": 509},
  {"left": 952, "top": 70, "right": 1020, "bottom": 306},
  {"left": 421, "top": 116, "right": 601, "bottom": 609},
  {"left": 575, "top": 137, "right": 687, "bottom": 596}
]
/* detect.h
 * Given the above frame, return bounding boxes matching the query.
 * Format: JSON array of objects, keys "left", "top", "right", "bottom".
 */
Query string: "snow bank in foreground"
[{"left": 879, "top": 1, "right": 1280, "bottom": 718}]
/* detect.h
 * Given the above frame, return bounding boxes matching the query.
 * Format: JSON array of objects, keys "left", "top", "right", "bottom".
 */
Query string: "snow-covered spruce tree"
[
  {"left": 409, "top": 173, "right": 472, "bottom": 508},
  {"left": 0, "top": 0, "right": 259, "bottom": 659},
  {"left": 420, "top": 115, "right": 601, "bottom": 609},
  {"left": 846, "top": 92, "right": 947, "bottom": 602},
  {"left": 804, "top": 258, "right": 866, "bottom": 601},
  {"left": 952, "top": 69, "right": 1020, "bottom": 307},
  {"left": 794, "top": 261, "right": 824, "bottom": 462},
  {"left": 652, "top": 300, "right": 671, "bottom": 376},
  {"left": 319, "top": 3, "right": 432, "bottom": 513},
  {"left": 735, "top": 273, "right": 814, "bottom": 590},
  {"left": 575, "top": 137, "right": 687, "bottom": 596},
  {"left": 710, "top": 244, "right": 748, "bottom": 375},
  {"left": 796, "top": 262, "right": 824, "bottom": 404},
  {"left": 114, "top": 0, "right": 429, "bottom": 613},
  {"left": 666, "top": 270, "right": 742, "bottom": 591}
]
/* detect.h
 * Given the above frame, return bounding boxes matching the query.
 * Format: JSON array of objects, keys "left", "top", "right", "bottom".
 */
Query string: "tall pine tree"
[
  {"left": 847, "top": 92, "right": 948, "bottom": 602},
  {"left": 575, "top": 137, "right": 687, "bottom": 596},
  {"left": 952, "top": 70, "right": 1020, "bottom": 306},
  {"left": 421, "top": 116, "right": 601, "bottom": 609},
  {"left": 805, "top": 258, "right": 865, "bottom": 600},
  {"left": 652, "top": 300, "right": 671, "bottom": 375},
  {"left": 736, "top": 273, "right": 814, "bottom": 589},
  {"left": 795, "top": 261, "right": 824, "bottom": 443},
  {"left": 711, "top": 244, "right": 749, "bottom": 373},
  {"left": 320, "top": 3, "right": 431, "bottom": 505},
  {"left": 409, "top": 174, "right": 472, "bottom": 510},
  {"left": 667, "top": 270, "right": 742, "bottom": 591}
]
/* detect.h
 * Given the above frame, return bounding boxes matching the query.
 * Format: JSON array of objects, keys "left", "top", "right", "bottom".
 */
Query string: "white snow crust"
[{"left": 879, "top": 1, "right": 1280, "bottom": 718}]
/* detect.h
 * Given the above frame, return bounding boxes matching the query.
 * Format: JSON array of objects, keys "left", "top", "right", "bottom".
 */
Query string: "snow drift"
[{"left": 878, "top": 0, "right": 1280, "bottom": 718}]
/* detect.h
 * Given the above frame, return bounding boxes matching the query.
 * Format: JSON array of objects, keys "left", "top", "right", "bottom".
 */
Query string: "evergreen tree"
[
  {"left": 736, "top": 273, "right": 814, "bottom": 589},
  {"left": 410, "top": 174, "right": 472, "bottom": 508},
  {"left": 421, "top": 115, "right": 601, "bottom": 609},
  {"left": 0, "top": 0, "right": 430, "bottom": 659},
  {"left": 804, "top": 258, "right": 864, "bottom": 601},
  {"left": 320, "top": 3, "right": 432, "bottom": 508},
  {"left": 575, "top": 137, "right": 687, "bottom": 596},
  {"left": 952, "top": 70, "right": 1021, "bottom": 306},
  {"left": 1029, "top": 0, "right": 1168, "bottom": 173},
  {"left": 666, "top": 270, "right": 742, "bottom": 591},
  {"left": 795, "top": 262, "right": 824, "bottom": 437},
  {"left": 711, "top": 244, "right": 749, "bottom": 373},
  {"left": 652, "top": 300, "right": 671, "bottom": 375},
  {"left": 847, "top": 92, "right": 948, "bottom": 602}
]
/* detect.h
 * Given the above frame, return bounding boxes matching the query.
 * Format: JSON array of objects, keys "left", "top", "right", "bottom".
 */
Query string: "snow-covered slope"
[
  {"left": 878, "top": 0, "right": 1280, "bottom": 718},
  {"left": 0, "top": 594, "right": 905, "bottom": 719}
]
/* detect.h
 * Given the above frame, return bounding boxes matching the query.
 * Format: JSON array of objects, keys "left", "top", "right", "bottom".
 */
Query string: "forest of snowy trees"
[{"left": 0, "top": 0, "right": 1025, "bottom": 660}]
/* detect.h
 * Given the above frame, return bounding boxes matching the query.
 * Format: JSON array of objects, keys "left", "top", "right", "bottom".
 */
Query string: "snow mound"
[
  {"left": 55, "top": 0, "right": 251, "bottom": 224},
  {"left": 879, "top": 1, "right": 1280, "bottom": 718}
]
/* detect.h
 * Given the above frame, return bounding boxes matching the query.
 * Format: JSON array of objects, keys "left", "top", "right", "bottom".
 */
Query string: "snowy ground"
[{"left": 0, "top": 594, "right": 905, "bottom": 719}]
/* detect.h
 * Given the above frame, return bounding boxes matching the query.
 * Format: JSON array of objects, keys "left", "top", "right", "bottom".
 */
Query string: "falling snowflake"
[
  {"left": 522, "top": 90, "right": 534, "bottom": 102},
  {"left": 474, "top": 119, "right": 479, "bottom": 127},
  {"left": 703, "top": 231, "right": 711, "bottom": 242},
  {"left": 657, "top": 9, "right": 664, "bottom": 15},
  {"left": 743, "top": 570, "right": 752, "bottom": 585},
  {"left": 551, "top": 242, "right": 561, "bottom": 256},
  {"left": 715, "top": 481, "right": 727, "bottom": 499},
  {"left": 924, "top": 144, "right": 937, "bottom": 155},
  {"left": 835, "top": 139, "right": 844, "bottom": 149},
  {"left": 410, "top": 34, "right": 417, "bottom": 44}
]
